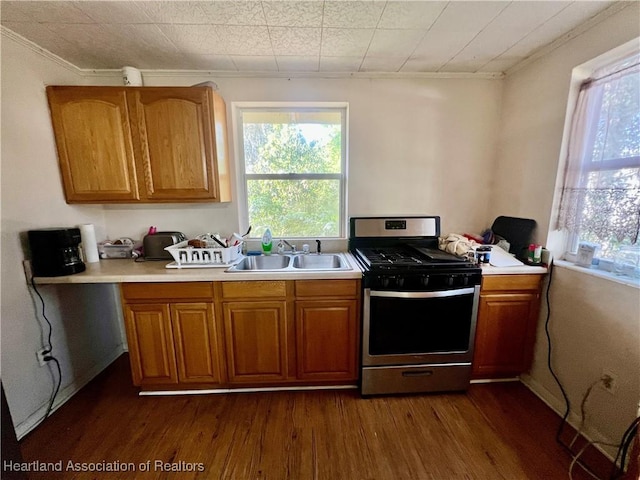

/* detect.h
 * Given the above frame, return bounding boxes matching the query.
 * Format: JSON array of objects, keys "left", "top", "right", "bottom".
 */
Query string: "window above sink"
[{"left": 234, "top": 103, "right": 348, "bottom": 241}]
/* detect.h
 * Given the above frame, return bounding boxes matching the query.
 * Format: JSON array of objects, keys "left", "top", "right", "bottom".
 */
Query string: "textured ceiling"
[{"left": 0, "top": 1, "right": 623, "bottom": 74}]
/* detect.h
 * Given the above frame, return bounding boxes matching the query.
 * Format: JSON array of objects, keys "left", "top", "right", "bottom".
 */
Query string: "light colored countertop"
[
  {"left": 32, "top": 253, "right": 364, "bottom": 284},
  {"left": 480, "top": 264, "right": 548, "bottom": 275},
  {"left": 32, "top": 252, "right": 547, "bottom": 285}
]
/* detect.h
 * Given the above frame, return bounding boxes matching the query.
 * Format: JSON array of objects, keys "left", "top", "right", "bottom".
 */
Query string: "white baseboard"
[
  {"left": 470, "top": 377, "right": 520, "bottom": 384},
  {"left": 15, "top": 346, "right": 126, "bottom": 440},
  {"left": 139, "top": 385, "right": 358, "bottom": 396}
]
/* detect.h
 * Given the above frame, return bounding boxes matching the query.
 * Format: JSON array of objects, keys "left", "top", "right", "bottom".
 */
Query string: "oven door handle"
[{"left": 369, "top": 288, "right": 476, "bottom": 299}]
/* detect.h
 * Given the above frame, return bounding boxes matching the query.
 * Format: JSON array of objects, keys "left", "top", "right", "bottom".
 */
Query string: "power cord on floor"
[
  {"left": 545, "top": 262, "right": 640, "bottom": 479},
  {"left": 610, "top": 416, "right": 640, "bottom": 479},
  {"left": 567, "top": 378, "right": 619, "bottom": 480},
  {"left": 30, "top": 278, "right": 62, "bottom": 427},
  {"left": 543, "top": 261, "right": 614, "bottom": 480}
]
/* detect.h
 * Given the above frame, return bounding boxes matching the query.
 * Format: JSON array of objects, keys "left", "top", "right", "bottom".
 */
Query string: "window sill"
[{"left": 554, "top": 259, "right": 640, "bottom": 289}]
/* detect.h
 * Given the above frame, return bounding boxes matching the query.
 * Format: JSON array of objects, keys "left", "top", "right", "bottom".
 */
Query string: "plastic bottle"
[
  {"left": 533, "top": 245, "right": 542, "bottom": 264},
  {"left": 261, "top": 228, "right": 273, "bottom": 255}
]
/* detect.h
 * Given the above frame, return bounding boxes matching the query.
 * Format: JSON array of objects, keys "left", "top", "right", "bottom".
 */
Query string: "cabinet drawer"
[
  {"left": 481, "top": 274, "right": 542, "bottom": 293},
  {"left": 122, "top": 282, "right": 213, "bottom": 301},
  {"left": 221, "top": 281, "right": 287, "bottom": 299},
  {"left": 295, "top": 280, "right": 359, "bottom": 298}
]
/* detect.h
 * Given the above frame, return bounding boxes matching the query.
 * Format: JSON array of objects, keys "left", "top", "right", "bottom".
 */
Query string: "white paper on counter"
[
  {"left": 80, "top": 223, "right": 100, "bottom": 263},
  {"left": 489, "top": 245, "right": 524, "bottom": 267}
]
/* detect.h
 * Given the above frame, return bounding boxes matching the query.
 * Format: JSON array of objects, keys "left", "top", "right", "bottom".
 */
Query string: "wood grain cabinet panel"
[
  {"left": 46, "top": 86, "right": 230, "bottom": 204},
  {"left": 122, "top": 280, "right": 361, "bottom": 390},
  {"left": 47, "top": 87, "right": 139, "bottom": 202},
  {"left": 124, "top": 303, "right": 178, "bottom": 386},
  {"left": 472, "top": 274, "right": 543, "bottom": 379},
  {"left": 223, "top": 301, "right": 290, "bottom": 383},
  {"left": 129, "top": 88, "right": 217, "bottom": 201},
  {"left": 121, "top": 283, "right": 223, "bottom": 388},
  {"left": 295, "top": 300, "right": 358, "bottom": 381},
  {"left": 171, "top": 303, "right": 223, "bottom": 384}
]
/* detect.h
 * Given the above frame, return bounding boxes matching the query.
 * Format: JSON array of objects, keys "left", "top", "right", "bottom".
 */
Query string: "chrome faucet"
[{"left": 279, "top": 239, "right": 296, "bottom": 253}]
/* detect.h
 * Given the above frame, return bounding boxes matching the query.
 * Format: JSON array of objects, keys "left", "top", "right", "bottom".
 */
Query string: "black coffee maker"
[{"left": 28, "top": 228, "right": 86, "bottom": 277}]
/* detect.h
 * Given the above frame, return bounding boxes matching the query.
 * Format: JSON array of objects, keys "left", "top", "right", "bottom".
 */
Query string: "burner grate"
[{"left": 357, "top": 247, "right": 425, "bottom": 266}]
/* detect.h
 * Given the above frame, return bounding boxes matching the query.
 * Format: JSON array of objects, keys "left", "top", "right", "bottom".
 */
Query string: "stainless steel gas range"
[{"left": 349, "top": 216, "right": 482, "bottom": 396}]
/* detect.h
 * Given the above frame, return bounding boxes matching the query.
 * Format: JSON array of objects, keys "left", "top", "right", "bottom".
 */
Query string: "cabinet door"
[
  {"left": 296, "top": 300, "right": 358, "bottom": 381},
  {"left": 124, "top": 304, "right": 178, "bottom": 386},
  {"left": 223, "top": 301, "right": 289, "bottom": 383},
  {"left": 171, "top": 303, "right": 223, "bottom": 384},
  {"left": 472, "top": 292, "right": 539, "bottom": 378},
  {"left": 46, "top": 87, "right": 139, "bottom": 202},
  {"left": 128, "top": 88, "right": 219, "bottom": 201}
]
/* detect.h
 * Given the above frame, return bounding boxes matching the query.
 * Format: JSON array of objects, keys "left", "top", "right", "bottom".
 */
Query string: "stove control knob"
[
  {"left": 396, "top": 277, "right": 405, "bottom": 288},
  {"left": 462, "top": 275, "right": 470, "bottom": 286},
  {"left": 446, "top": 275, "right": 455, "bottom": 287},
  {"left": 377, "top": 276, "right": 389, "bottom": 288},
  {"left": 420, "top": 275, "right": 430, "bottom": 287}
]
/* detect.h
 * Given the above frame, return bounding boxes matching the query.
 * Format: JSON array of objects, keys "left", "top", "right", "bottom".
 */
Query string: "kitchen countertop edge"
[
  {"left": 31, "top": 253, "right": 365, "bottom": 284},
  {"left": 481, "top": 265, "right": 548, "bottom": 275},
  {"left": 31, "top": 254, "right": 547, "bottom": 285}
]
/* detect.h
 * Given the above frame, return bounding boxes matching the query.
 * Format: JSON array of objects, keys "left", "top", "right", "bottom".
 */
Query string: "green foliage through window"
[{"left": 240, "top": 108, "right": 345, "bottom": 239}]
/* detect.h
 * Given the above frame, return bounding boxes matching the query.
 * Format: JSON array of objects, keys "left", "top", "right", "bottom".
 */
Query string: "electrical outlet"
[
  {"left": 36, "top": 348, "right": 50, "bottom": 367},
  {"left": 600, "top": 370, "right": 618, "bottom": 395}
]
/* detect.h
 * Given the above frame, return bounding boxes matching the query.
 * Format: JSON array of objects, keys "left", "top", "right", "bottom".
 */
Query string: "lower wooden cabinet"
[
  {"left": 124, "top": 303, "right": 178, "bottom": 386},
  {"left": 472, "top": 274, "right": 543, "bottom": 379},
  {"left": 121, "top": 283, "right": 224, "bottom": 387},
  {"left": 295, "top": 299, "right": 358, "bottom": 381},
  {"left": 171, "top": 303, "right": 223, "bottom": 384},
  {"left": 121, "top": 279, "right": 361, "bottom": 390},
  {"left": 223, "top": 300, "right": 290, "bottom": 383}
]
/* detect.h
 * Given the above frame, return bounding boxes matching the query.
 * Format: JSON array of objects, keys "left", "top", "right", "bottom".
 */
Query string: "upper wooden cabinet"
[{"left": 46, "top": 86, "right": 231, "bottom": 204}]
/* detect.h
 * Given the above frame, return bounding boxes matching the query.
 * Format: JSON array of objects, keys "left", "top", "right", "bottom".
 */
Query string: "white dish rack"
[{"left": 165, "top": 240, "right": 242, "bottom": 268}]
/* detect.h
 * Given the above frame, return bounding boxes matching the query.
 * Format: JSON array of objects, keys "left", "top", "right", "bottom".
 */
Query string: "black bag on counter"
[{"left": 490, "top": 216, "right": 537, "bottom": 262}]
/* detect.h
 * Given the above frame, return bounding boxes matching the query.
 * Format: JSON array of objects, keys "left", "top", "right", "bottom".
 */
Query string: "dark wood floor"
[{"left": 17, "top": 355, "right": 607, "bottom": 480}]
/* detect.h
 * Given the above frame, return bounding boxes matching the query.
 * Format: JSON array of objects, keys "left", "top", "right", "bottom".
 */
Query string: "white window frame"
[
  {"left": 232, "top": 102, "right": 349, "bottom": 239},
  {"left": 551, "top": 38, "right": 640, "bottom": 262}
]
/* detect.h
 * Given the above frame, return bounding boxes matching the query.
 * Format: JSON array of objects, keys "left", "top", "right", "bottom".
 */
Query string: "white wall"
[
  {"left": 103, "top": 75, "right": 502, "bottom": 240},
  {"left": 0, "top": 34, "right": 126, "bottom": 436},
  {"left": 492, "top": 3, "right": 640, "bottom": 456}
]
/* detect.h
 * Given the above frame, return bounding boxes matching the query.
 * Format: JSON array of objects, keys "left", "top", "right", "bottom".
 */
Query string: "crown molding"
[
  {"left": 1, "top": 25, "right": 503, "bottom": 82},
  {"left": 1, "top": 26, "right": 81, "bottom": 75},
  {"left": 2, "top": 3, "right": 634, "bottom": 82},
  {"left": 505, "top": 1, "right": 634, "bottom": 77},
  {"left": 137, "top": 69, "right": 504, "bottom": 80}
]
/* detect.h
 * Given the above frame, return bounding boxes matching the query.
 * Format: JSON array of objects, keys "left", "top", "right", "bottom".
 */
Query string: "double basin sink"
[{"left": 226, "top": 253, "right": 351, "bottom": 272}]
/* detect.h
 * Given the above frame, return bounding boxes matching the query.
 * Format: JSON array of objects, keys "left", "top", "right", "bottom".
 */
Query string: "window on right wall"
[{"left": 556, "top": 52, "right": 640, "bottom": 264}]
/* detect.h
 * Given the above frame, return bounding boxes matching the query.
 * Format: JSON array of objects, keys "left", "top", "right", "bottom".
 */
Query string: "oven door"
[{"left": 362, "top": 286, "right": 480, "bottom": 367}]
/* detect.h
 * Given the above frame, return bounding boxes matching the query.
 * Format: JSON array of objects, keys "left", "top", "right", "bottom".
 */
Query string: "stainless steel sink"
[
  {"left": 229, "top": 255, "right": 291, "bottom": 271},
  {"left": 292, "top": 254, "right": 348, "bottom": 270},
  {"left": 226, "top": 253, "right": 352, "bottom": 272}
]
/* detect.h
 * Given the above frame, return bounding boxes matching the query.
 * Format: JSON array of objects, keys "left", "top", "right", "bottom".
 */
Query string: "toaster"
[{"left": 143, "top": 231, "right": 186, "bottom": 260}]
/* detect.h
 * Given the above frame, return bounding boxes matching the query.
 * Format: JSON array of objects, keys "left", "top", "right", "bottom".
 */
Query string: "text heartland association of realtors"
[{"left": 3, "top": 460, "right": 206, "bottom": 473}]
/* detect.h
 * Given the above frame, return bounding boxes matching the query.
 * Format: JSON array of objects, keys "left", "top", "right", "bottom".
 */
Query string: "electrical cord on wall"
[
  {"left": 545, "top": 262, "right": 639, "bottom": 480},
  {"left": 567, "top": 379, "right": 619, "bottom": 480},
  {"left": 30, "top": 278, "right": 62, "bottom": 427},
  {"left": 543, "top": 262, "right": 608, "bottom": 480},
  {"left": 610, "top": 416, "right": 640, "bottom": 479},
  {"left": 543, "top": 261, "right": 573, "bottom": 441}
]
